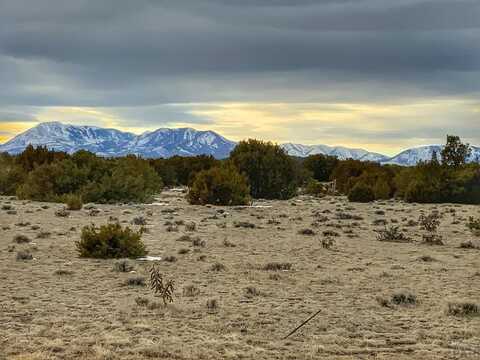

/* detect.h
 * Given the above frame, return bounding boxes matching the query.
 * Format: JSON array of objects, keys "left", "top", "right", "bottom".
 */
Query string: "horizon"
[
  {"left": 0, "top": 2, "right": 479, "bottom": 156},
  {"left": 1, "top": 120, "right": 478, "bottom": 158}
]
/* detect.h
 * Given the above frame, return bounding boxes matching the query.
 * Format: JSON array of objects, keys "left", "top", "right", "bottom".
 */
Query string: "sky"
[{"left": 0, "top": 0, "right": 479, "bottom": 156}]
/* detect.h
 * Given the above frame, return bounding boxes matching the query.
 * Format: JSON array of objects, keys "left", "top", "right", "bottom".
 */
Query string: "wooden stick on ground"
[{"left": 282, "top": 309, "right": 322, "bottom": 340}]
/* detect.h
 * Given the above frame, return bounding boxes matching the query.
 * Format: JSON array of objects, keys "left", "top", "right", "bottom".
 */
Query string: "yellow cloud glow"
[{"left": 0, "top": 99, "right": 478, "bottom": 156}]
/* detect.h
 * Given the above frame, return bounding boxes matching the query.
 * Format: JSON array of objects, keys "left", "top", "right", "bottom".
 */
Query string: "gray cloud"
[
  {"left": 0, "top": 111, "right": 37, "bottom": 122},
  {"left": 0, "top": 0, "right": 479, "bottom": 147},
  {"left": 0, "top": 1, "right": 479, "bottom": 102}
]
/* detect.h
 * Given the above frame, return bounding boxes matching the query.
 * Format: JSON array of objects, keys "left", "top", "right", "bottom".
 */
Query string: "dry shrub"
[
  {"left": 321, "top": 237, "right": 335, "bottom": 249},
  {"left": 234, "top": 221, "right": 256, "bottom": 229},
  {"left": 55, "top": 208, "right": 70, "bottom": 217},
  {"left": 185, "top": 221, "right": 197, "bottom": 231},
  {"left": 422, "top": 233, "right": 444, "bottom": 245},
  {"left": 113, "top": 259, "right": 135, "bottom": 272},
  {"left": 206, "top": 299, "right": 219, "bottom": 313},
  {"left": 376, "top": 226, "right": 410, "bottom": 242},
  {"left": 183, "top": 285, "right": 200, "bottom": 297},
  {"left": 210, "top": 262, "right": 226, "bottom": 272},
  {"left": 16, "top": 250, "right": 33, "bottom": 261},
  {"left": 132, "top": 216, "right": 147, "bottom": 225},
  {"left": 447, "top": 301, "right": 479, "bottom": 317},
  {"left": 245, "top": 286, "right": 261, "bottom": 297},
  {"left": 126, "top": 276, "right": 146, "bottom": 286},
  {"left": 466, "top": 216, "right": 480, "bottom": 236},
  {"left": 149, "top": 265, "right": 175, "bottom": 306},
  {"left": 298, "top": 228, "right": 315, "bottom": 236},
  {"left": 419, "top": 212, "right": 441, "bottom": 232},
  {"left": 263, "top": 262, "right": 292, "bottom": 271},
  {"left": 391, "top": 291, "right": 417, "bottom": 306},
  {"left": 13, "top": 234, "right": 31, "bottom": 244},
  {"left": 459, "top": 241, "right": 479, "bottom": 249}
]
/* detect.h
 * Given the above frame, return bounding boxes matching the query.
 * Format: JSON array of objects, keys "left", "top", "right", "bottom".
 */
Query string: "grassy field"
[{"left": 1, "top": 190, "right": 479, "bottom": 359}]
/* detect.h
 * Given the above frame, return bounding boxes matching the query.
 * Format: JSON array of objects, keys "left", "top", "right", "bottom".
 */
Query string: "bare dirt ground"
[{"left": 1, "top": 190, "right": 480, "bottom": 359}]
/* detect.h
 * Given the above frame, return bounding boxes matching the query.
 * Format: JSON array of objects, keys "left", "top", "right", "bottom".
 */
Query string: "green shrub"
[
  {"left": 404, "top": 178, "right": 442, "bottom": 203},
  {"left": 304, "top": 179, "right": 326, "bottom": 197},
  {"left": 348, "top": 182, "right": 375, "bottom": 202},
  {"left": 230, "top": 139, "right": 297, "bottom": 200},
  {"left": 86, "top": 156, "right": 163, "bottom": 203},
  {"left": 76, "top": 223, "right": 147, "bottom": 258},
  {"left": 187, "top": 165, "right": 250, "bottom": 206},
  {"left": 0, "top": 154, "right": 26, "bottom": 195},
  {"left": 14, "top": 150, "right": 163, "bottom": 204},
  {"left": 303, "top": 154, "right": 339, "bottom": 182},
  {"left": 373, "top": 179, "right": 391, "bottom": 200},
  {"left": 63, "top": 193, "right": 83, "bottom": 210}
]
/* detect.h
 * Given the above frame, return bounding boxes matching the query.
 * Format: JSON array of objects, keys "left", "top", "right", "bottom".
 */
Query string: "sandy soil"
[{"left": 1, "top": 190, "right": 479, "bottom": 359}]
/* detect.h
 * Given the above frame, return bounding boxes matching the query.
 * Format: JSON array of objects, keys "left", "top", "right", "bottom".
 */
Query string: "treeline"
[{"left": 0, "top": 136, "right": 478, "bottom": 205}]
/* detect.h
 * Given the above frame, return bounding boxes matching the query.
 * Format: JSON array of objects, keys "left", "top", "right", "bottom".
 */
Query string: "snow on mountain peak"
[{"left": 0, "top": 122, "right": 478, "bottom": 164}]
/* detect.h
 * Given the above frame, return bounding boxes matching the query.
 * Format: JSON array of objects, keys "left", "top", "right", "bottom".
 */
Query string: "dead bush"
[
  {"left": 263, "top": 262, "right": 292, "bottom": 271},
  {"left": 16, "top": 250, "right": 33, "bottom": 261},
  {"left": 113, "top": 259, "right": 135, "bottom": 272},
  {"left": 149, "top": 264, "right": 175, "bottom": 306},
  {"left": 376, "top": 226, "right": 410, "bottom": 243},
  {"left": 419, "top": 212, "right": 441, "bottom": 232},
  {"left": 183, "top": 285, "right": 200, "bottom": 297},
  {"left": 13, "top": 234, "right": 31, "bottom": 244},
  {"left": 447, "top": 301, "right": 479, "bottom": 317},
  {"left": 55, "top": 208, "right": 70, "bottom": 217}
]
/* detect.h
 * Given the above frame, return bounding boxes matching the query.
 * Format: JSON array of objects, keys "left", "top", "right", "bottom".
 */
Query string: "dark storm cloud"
[{"left": 0, "top": 0, "right": 479, "bottom": 107}]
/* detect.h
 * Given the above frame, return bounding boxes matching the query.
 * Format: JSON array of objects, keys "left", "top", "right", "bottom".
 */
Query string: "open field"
[{"left": 1, "top": 190, "right": 480, "bottom": 359}]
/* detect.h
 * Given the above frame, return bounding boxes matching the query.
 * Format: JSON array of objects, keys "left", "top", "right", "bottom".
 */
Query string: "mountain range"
[{"left": 0, "top": 122, "right": 479, "bottom": 166}]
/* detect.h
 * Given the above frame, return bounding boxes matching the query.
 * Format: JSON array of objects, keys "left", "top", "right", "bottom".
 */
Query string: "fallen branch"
[{"left": 282, "top": 309, "right": 322, "bottom": 340}]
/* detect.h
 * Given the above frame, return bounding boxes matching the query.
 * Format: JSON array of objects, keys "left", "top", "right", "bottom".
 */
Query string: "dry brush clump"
[
  {"left": 419, "top": 212, "right": 444, "bottom": 245},
  {"left": 376, "top": 226, "right": 410, "bottom": 243},
  {"left": 149, "top": 265, "right": 175, "bottom": 306},
  {"left": 55, "top": 208, "right": 70, "bottom": 217},
  {"left": 466, "top": 216, "right": 480, "bottom": 236},
  {"left": 459, "top": 240, "right": 479, "bottom": 250},
  {"left": 183, "top": 285, "right": 200, "bottom": 297},
  {"left": 13, "top": 234, "right": 31, "bottom": 244},
  {"left": 210, "top": 262, "right": 226, "bottom": 272},
  {"left": 321, "top": 237, "right": 335, "bottom": 249},
  {"left": 132, "top": 216, "right": 147, "bottom": 226},
  {"left": 298, "top": 228, "right": 315, "bottom": 236},
  {"left": 419, "top": 212, "right": 441, "bottom": 232},
  {"left": 262, "top": 262, "right": 292, "bottom": 271},
  {"left": 185, "top": 221, "right": 197, "bottom": 231},
  {"left": 206, "top": 299, "right": 219, "bottom": 313},
  {"left": 446, "top": 301, "right": 479, "bottom": 317},
  {"left": 377, "top": 291, "right": 417, "bottom": 308},
  {"left": 126, "top": 276, "right": 146, "bottom": 287},
  {"left": 113, "top": 259, "right": 135, "bottom": 272},
  {"left": 16, "top": 250, "right": 33, "bottom": 261},
  {"left": 76, "top": 223, "right": 147, "bottom": 259}
]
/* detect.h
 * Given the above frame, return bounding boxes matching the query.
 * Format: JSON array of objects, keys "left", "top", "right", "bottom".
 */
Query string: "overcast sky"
[{"left": 0, "top": 0, "right": 479, "bottom": 154}]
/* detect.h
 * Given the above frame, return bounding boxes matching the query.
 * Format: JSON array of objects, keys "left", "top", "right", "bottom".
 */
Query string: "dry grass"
[{"left": 1, "top": 191, "right": 480, "bottom": 359}]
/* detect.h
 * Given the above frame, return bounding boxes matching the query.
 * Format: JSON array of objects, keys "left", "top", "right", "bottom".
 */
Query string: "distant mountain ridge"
[{"left": 0, "top": 122, "right": 479, "bottom": 165}]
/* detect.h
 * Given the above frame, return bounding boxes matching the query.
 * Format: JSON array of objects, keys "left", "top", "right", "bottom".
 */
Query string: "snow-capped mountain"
[
  {"left": 0, "top": 122, "right": 136, "bottom": 156},
  {"left": 128, "top": 128, "right": 236, "bottom": 158},
  {"left": 0, "top": 122, "right": 236, "bottom": 159},
  {"left": 281, "top": 143, "right": 389, "bottom": 162},
  {"left": 1, "top": 122, "right": 479, "bottom": 165},
  {"left": 383, "top": 145, "right": 480, "bottom": 166}
]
